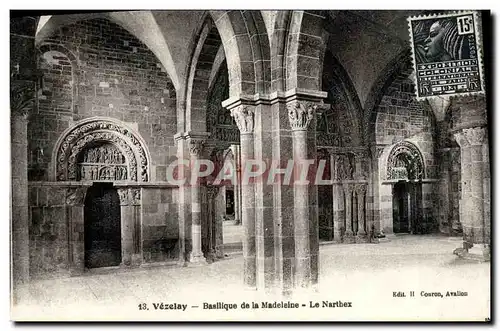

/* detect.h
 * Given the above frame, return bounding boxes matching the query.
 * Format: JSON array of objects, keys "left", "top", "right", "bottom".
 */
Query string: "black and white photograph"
[{"left": 8, "top": 8, "right": 492, "bottom": 322}]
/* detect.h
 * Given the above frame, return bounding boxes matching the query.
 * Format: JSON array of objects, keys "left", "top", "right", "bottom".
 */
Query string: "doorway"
[
  {"left": 393, "top": 182, "right": 410, "bottom": 233},
  {"left": 84, "top": 183, "right": 122, "bottom": 269},
  {"left": 225, "top": 189, "right": 234, "bottom": 216},
  {"left": 392, "top": 181, "right": 424, "bottom": 234}
]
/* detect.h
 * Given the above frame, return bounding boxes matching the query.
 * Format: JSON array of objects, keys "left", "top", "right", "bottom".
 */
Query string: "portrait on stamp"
[{"left": 408, "top": 12, "right": 484, "bottom": 99}]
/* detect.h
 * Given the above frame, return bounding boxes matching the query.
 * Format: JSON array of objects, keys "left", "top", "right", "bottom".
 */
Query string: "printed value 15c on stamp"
[{"left": 408, "top": 11, "right": 485, "bottom": 100}]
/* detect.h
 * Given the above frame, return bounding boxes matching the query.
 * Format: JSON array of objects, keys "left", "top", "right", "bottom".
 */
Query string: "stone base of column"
[
  {"left": 12, "top": 284, "right": 30, "bottom": 306},
  {"left": 344, "top": 231, "right": 355, "bottom": 243},
  {"left": 215, "top": 246, "right": 225, "bottom": 259},
  {"left": 355, "top": 233, "right": 368, "bottom": 243},
  {"left": 188, "top": 253, "right": 208, "bottom": 266},
  {"left": 206, "top": 249, "right": 217, "bottom": 263},
  {"left": 453, "top": 244, "right": 490, "bottom": 262},
  {"left": 332, "top": 230, "right": 342, "bottom": 243},
  {"left": 371, "top": 235, "right": 390, "bottom": 243},
  {"left": 70, "top": 266, "right": 84, "bottom": 277},
  {"left": 131, "top": 254, "right": 142, "bottom": 267}
]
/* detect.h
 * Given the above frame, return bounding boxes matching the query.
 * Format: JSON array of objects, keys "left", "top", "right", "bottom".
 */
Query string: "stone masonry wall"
[
  {"left": 29, "top": 18, "right": 177, "bottom": 182},
  {"left": 141, "top": 188, "right": 179, "bottom": 263},
  {"left": 375, "top": 74, "right": 438, "bottom": 233},
  {"left": 28, "top": 18, "right": 181, "bottom": 277}
]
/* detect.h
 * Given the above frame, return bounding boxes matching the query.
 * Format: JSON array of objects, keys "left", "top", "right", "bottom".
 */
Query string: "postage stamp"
[{"left": 408, "top": 11, "right": 485, "bottom": 100}]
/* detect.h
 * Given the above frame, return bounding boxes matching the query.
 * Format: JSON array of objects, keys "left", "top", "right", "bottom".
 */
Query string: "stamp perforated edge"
[{"left": 407, "top": 10, "right": 486, "bottom": 101}]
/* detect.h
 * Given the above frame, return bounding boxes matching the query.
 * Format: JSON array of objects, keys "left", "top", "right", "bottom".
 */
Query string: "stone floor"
[{"left": 12, "top": 235, "right": 490, "bottom": 321}]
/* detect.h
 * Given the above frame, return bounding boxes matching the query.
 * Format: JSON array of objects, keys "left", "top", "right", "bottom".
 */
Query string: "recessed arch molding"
[{"left": 53, "top": 118, "right": 151, "bottom": 182}]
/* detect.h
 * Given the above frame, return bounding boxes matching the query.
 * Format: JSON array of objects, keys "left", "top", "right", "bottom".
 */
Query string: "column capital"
[
  {"left": 116, "top": 187, "right": 141, "bottom": 205},
  {"left": 206, "top": 185, "right": 219, "bottom": 199},
  {"left": 66, "top": 187, "right": 86, "bottom": 206},
  {"left": 342, "top": 182, "right": 355, "bottom": 194},
  {"left": 117, "top": 188, "right": 130, "bottom": 206},
  {"left": 453, "top": 131, "right": 469, "bottom": 148},
  {"left": 188, "top": 139, "right": 205, "bottom": 156},
  {"left": 230, "top": 105, "right": 254, "bottom": 134},
  {"left": 463, "top": 127, "right": 486, "bottom": 146},
  {"left": 370, "top": 145, "right": 386, "bottom": 159},
  {"left": 355, "top": 183, "right": 367, "bottom": 195},
  {"left": 130, "top": 188, "right": 141, "bottom": 205},
  {"left": 286, "top": 100, "right": 317, "bottom": 131},
  {"left": 11, "top": 83, "right": 34, "bottom": 120}
]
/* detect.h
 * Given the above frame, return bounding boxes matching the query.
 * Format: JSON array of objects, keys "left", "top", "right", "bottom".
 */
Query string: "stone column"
[
  {"left": 464, "top": 127, "right": 488, "bottom": 258},
  {"left": 332, "top": 154, "right": 343, "bottom": 243},
  {"left": 230, "top": 105, "right": 256, "bottom": 288},
  {"left": 175, "top": 133, "right": 190, "bottom": 266},
  {"left": 287, "top": 100, "right": 317, "bottom": 289},
  {"left": 231, "top": 144, "right": 242, "bottom": 225},
  {"left": 66, "top": 186, "right": 87, "bottom": 276},
  {"left": 206, "top": 185, "right": 223, "bottom": 261},
  {"left": 117, "top": 187, "right": 142, "bottom": 266},
  {"left": 343, "top": 183, "right": 355, "bottom": 243},
  {"left": 130, "top": 188, "right": 142, "bottom": 264},
  {"left": 11, "top": 113, "right": 29, "bottom": 304},
  {"left": 187, "top": 137, "right": 208, "bottom": 265},
  {"left": 356, "top": 183, "right": 368, "bottom": 242},
  {"left": 118, "top": 187, "right": 133, "bottom": 266},
  {"left": 454, "top": 127, "right": 489, "bottom": 260}
]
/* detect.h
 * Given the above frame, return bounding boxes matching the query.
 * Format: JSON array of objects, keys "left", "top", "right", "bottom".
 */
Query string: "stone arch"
[
  {"left": 209, "top": 10, "right": 271, "bottom": 97},
  {"left": 270, "top": 10, "right": 291, "bottom": 92},
  {"left": 363, "top": 48, "right": 413, "bottom": 145},
  {"left": 52, "top": 117, "right": 151, "bottom": 182},
  {"left": 185, "top": 11, "right": 271, "bottom": 132},
  {"left": 280, "top": 10, "right": 327, "bottom": 91},
  {"left": 206, "top": 59, "right": 240, "bottom": 144},
  {"left": 185, "top": 17, "right": 224, "bottom": 133},
  {"left": 318, "top": 51, "right": 363, "bottom": 147},
  {"left": 386, "top": 141, "right": 425, "bottom": 180},
  {"left": 35, "top": 13, "right": 180, "bottom": 91},
  {"left": 36, "top": 43, "right": 79, "bottom": 113}
]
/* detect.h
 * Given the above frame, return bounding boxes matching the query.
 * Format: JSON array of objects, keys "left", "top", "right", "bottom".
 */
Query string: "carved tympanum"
[
  {"left": 55, "top": 119, "right": 149, "bottom": 182},
  {"left": 78, "top": 143, "right": 128, "bottom": 181},
  {"left": 387, "top": 141, "right": 424, "bottom": 180}
]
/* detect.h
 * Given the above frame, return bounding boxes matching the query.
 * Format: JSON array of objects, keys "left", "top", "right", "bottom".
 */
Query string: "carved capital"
[
  {"left": 334, "top": 153, "right": 354, "bottom": 180},
  {"left": 463, "top": 127, "right": 486, "bottom": 146},
  {"left": 355, "top": 183, "right": 367, "bottom": 196},
  {"left": 130, "top": 188, "right": 141, "bottom": 205},
  {"left": 342, "top": 182, "right": 355, "bottom": 195},
  {"left": 287, "top": 101, "right": 317, "bottom": 131},
  {"left": 11, "top": 83, "right": 34, "bottom": 119},
  {"left": 206, "top": 185, "right": 219, "bottom": 199},
  {"left": 230, "top": 105, "right": 254, "bottom": 134},
  {"left": 371, "top": 146, "right": 385, "bottom": 159},
  {"left": 453, "top": 131, "right": 469, "bottom": 148},
  {"left": 189, "top": 139, "right": 205, "bottom": 156},
  {"left": 117, "top": 188, "right": 129, "bottom": 206},
  {"left": 66, "top": 187, "right": 86, "bottom": 206}
]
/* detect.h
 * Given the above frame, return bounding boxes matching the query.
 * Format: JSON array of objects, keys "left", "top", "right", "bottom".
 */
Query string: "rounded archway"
[
  {"left": 52, "top": 117, "right": 151, "bottom": 182},
  {"left": 387, "top": 141, "right": 425, "bottom": 181}
]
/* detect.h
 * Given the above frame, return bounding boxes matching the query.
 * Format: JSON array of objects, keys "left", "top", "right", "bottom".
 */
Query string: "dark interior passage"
[{"left": 84, "top": 183, "right": 122, "bottom": 269}]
